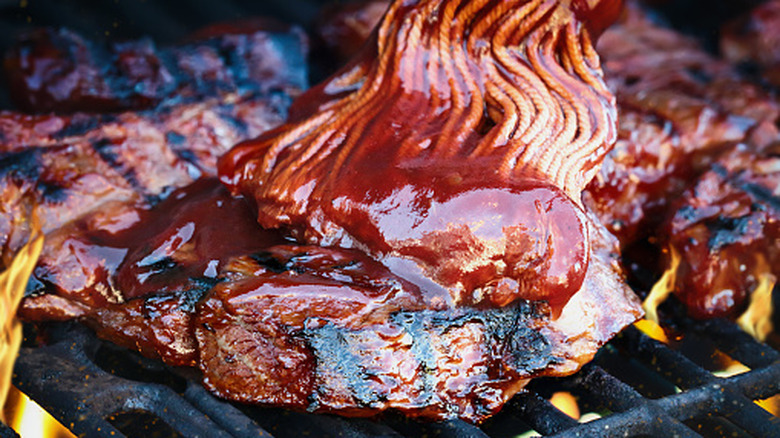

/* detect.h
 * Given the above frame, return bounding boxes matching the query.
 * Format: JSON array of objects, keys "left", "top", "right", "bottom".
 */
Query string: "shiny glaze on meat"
[
  {"left": 220, "top": 0, "right": 623, "bottom": 314},
  {"left": 583, "top": 3, "right": 779, "bottom": 245},
  {"left": 0, "top": 93, "right": 286, "bottom": 261},
  {"left": 21, "top": 179, "right": 288, "bottom": 364},
  {"left": 314, "top": 0, "right": 780, "bottom": 248}
]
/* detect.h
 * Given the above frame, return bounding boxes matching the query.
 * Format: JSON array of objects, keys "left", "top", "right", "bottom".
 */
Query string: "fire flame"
[
  {"left": 642, "top": 246, "right": 680, "bottom": 324},
  {"left": 549, "top": 391, "right": 580, "bottom": 420},
  {"left": 633, "top": 318, "right": 669, "bottom": 343},
  {"left": 736, "top": 273, "right": 776, "bottom": 342},
  {"left": 4, "top": 386, "right": 75, "bottom": 438},
  {"left": 0, "top": 227, "right": 43, "bottom": 424}
]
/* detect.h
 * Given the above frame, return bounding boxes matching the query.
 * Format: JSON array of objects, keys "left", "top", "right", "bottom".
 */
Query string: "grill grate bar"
[
  {"left": 620, "top": 326, "right": 719, "bottom": 388},
  {"left": 621, "top": 325, "right": 780, "bottom": 436},
  {"left": 575, "top": 365, "right": 645, "bottom": 412},
  {"left": 692, "top": 319, "right": 780, "bottom": 369},
  {"left": 546, "top": 364, "right": 700, "bottom": 437},
  {"left": 12, "top": 325, "right": 271, "bottom": 438},
  {"left": 420, "top": 420, "right": 491, "bottom": 438},
  {"left": 514, "top": 322, "right": 780, "bottom": 437},
  {"left": 510, "top": 391, "right": 579, "bottom": 435},
  {"left": 178, "top": 381, "right": 277, "bottom": 438},
  {"left": 0, "top": 421, "right": 18, "bottom": 438}
]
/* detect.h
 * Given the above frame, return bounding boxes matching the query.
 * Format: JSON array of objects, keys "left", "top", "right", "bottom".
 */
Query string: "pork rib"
[
  {"left": 7, "top": 1, "right": 644, "bottom": 423},
  {"left": 3, "top": 23, "right": 307, "bottom": 113},
  {"left": 583, "top": 2, "right": 779, "bottom": 245},
  {"left": 662, "top": 144, "right": 780, "bottom": 318}
]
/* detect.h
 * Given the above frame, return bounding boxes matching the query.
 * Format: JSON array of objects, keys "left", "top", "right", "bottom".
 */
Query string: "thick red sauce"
[
  {"left": 218, "top": 0, "right": 622, "bottom": 314},
  {"left": 31, "top": 178, "right": 288, "bottom": 307},
  {"left": 110, "top": 179, "right": 289, "bottom": 300}
]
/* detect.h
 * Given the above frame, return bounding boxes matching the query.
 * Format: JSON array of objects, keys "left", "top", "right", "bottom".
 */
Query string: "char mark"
[
  {"left": 90, "top": 137, "right": 146, "bottom": 196},
  {"left": 303, "top": 302, "right": 553, "bottom": 413}
]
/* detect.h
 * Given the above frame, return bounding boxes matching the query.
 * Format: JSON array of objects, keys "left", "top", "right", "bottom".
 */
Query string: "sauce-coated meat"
[
  {"left": 219, "top": 0, "right": 622, "bottom": 313},
  {"left": 584, "top": 3, "right": 779, "bottom": 245},
  {"left": 0, "top": 93, "right": 287, "bottom": 262},
  {"left": 664, "top": 144, "right": 780, "bottom": 318},
  {"left": 310, "top": 1, "right": 780, "bottom": 249},
  {"left": 1, "top": 0, "right": 646, "bottom": 423}
]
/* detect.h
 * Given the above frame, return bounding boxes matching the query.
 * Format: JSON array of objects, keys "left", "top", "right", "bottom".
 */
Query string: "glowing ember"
[
  {"left": 549, "top": 391, "right": 580, "bottom": 420},
  {"left": 736, "top": 273, "right": 775, "bottom": 342},
  {"left": 642, "top": 246, "right": 680, "bottom": 324},
  {"left": 0, "top": 227, "right": 43, "bottom": 423}
]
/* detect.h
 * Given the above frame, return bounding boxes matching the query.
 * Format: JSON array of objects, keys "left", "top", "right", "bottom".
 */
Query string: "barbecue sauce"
[
  {"left": 220, "top": 0, "right": 622, "bottom": 315},
  {"left": 28, "top": 178, "right": 287, "bottom": 308}
]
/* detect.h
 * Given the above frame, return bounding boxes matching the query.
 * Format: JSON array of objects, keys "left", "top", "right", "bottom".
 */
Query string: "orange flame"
[
  {"left": 756, "top": 394, "right": 780, "bottom": 417},
  {"left": 549, "top": 391, "right": 580, "bottom": 420},
  {"left": 0, "top": 228, "right": 43, "bottom": 424},
  {"left": 736, "top": 273, "right": 775, "bottom": 342},
  {"left": 642, "top": 246, "right": 680, "bottom": 324},
  {"left": 4, "top": 386, "right": 75, "bottom": 438},
  {"left": 633, "top": 318, "right": 669, "bottom": 343}
]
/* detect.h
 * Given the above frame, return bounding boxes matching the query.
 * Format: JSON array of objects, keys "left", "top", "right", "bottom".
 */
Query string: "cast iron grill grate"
[{"left": 6, "top": 314, "right": 780, "bottom": 438}]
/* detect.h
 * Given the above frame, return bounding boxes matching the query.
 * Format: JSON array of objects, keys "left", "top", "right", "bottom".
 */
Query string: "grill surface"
[
  {"left": 9, "top": 311, "right": 780, "bottom": 438},
  {"left": 2, "top": 0, "right": 780, "bottom": 437}
]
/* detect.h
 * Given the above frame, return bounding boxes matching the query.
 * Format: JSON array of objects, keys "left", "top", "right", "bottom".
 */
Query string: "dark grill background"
[{"left": 1, "top": 0, "right": 780, "bottom": 437}]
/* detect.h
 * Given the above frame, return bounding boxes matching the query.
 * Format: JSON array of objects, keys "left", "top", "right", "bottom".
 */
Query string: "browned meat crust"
[
  {"left": 20, "top": 173, "right": 639, "bottom": 419},
  {"left": 583, "top": 3, "right": 780, "bottom": 245},
  {"left": 2, "top": 19, "right": 308, "bottom": 365},
  {"left": 195, "top": 209, "right": 640, "bottom": 421},
  {"left": 663, "top": 144, "right": 780, "bottom": 318},
  {"left": 3, "top": 23, "right": 307, "bottom": 113},
  {"left": 0, "top": 93, "right": 286, "bottom": 262},
  {"left": 4, "top": 2, "right": 644, "bottom": 424}
]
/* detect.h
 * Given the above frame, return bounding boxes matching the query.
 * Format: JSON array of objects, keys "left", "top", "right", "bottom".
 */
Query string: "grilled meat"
[
  {"left": 212, "top": 0, "right": 643, "bottom": 421},
  {"left": 21, "top": 179, "right": 289, "bottom": 366},
  {"left": 197, "top": 216, "right": 639, "bottom": 420},
  {"left": 0, "top": 93, "right": 288, "bottom": 262},
  {"left": 583, "top": 3, "right": 780, "bottom": 245},
  {"left": 2, "top": 25, "right": 307, "bottom": 362},
  {"left": 721, "top": 0, "right": 780, "bottom": 87},
  {"left": 3, "top": 23, "right": 307, "bottom": 113},
  {"left": 220, "top": 0, "right": 623, "bottom": 311},
  {"left": 21, "top": 174, "right": 639, "bottom": 419},
  {"left": 663, "top": 144, "right": 780, "bottom": 318}
]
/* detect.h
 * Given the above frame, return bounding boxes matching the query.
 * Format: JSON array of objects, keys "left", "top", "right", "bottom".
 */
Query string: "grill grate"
[{"left": 9, "top": 316, "right": 780, "bottom": 438}]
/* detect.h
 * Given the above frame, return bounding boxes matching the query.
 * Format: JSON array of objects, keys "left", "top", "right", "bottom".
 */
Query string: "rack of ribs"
[{"left": 0, "top": 0, "right": 683, "bottom": 423}]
